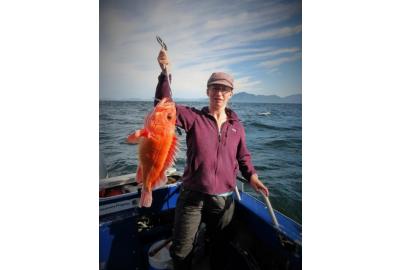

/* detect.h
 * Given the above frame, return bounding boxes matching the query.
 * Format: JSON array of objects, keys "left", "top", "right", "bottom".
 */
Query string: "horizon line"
[{"left": 100, "top": 91, "right": 302, "bottom": 101}]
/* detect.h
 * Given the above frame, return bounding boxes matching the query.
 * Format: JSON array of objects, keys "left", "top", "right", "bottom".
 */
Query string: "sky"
[{"left": 100, "top": 0, "right": 301, "bottom": 100}]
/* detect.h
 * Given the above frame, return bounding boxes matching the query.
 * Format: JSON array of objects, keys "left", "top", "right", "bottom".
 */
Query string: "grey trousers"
[{"left": 170, "top": 187, "right": 235, "bottom": 268}]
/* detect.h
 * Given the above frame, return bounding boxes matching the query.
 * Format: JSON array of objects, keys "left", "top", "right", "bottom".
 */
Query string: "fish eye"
[{"left": 167, "top": 114, "right": 172, "bottom": 120}]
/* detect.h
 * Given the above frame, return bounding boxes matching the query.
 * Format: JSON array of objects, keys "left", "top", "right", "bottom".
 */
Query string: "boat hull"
[{"left": 99, "top": 180, "right": 301, "bottom": 270}]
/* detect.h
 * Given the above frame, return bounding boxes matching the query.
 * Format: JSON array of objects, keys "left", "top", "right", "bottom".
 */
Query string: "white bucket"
[{"left": 148, "top": 239, "right": 173, "bottom": 270}]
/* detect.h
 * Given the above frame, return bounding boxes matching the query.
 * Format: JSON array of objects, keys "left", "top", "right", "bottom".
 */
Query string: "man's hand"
[
  {"left": 157, "top": 49, "right": 169, "bottom": 72},
  {"left": 249, "top": 174, "right": 269, "bottom": 196}
]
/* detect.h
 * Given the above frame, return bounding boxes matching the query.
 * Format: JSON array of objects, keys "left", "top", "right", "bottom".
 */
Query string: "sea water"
[{"left": 100, "top": 101, "right": 301, "bottom": 223}]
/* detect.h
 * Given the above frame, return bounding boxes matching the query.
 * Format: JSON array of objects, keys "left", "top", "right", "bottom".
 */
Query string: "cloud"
[
  {"left": 100, "top": 0, "right": 302, "bottom": 99},
  {"left": 249, "top": 25, "right": 302, "bottom": 42},
  {"left": 235, "top": 76, "right": 263, "bottom": 91},
  {"left": 176, "top": 47, "right": 301, "bottom": 72},
  {"left": 259, "top": 52, "right": 302, "bottom": 68}
]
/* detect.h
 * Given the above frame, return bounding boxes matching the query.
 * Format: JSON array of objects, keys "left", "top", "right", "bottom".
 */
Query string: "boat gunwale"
[{"left": 99, "top": 172, "right": 301, "bottom": 228}]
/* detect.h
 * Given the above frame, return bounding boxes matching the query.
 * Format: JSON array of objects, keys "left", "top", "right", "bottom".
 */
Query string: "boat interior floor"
[
  {"left": 101, "top": 191, "right": 300, "bottom": 270},
  {"left": 134, "top": 209, "right": 295, "bottom": 270}
]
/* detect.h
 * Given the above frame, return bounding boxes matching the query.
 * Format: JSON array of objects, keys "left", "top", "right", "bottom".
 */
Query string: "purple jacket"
[{"left": 155, "top": 73, "right": 256, "bottom": 195}]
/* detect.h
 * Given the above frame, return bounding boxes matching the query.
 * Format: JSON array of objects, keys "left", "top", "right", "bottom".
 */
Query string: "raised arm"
[
  {"left": 154, "top": 48, "right": 198, "bottom": 132},
  {"left": 154, "top": 49, "right": 172, "bottom": 106}
]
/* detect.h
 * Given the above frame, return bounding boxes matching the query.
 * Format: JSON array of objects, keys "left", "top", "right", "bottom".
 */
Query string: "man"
[{"left": 155, "top": 49, "right": 269, "bottom": 269}]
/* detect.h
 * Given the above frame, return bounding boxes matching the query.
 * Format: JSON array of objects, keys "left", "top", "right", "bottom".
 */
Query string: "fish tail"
[{"left": 139, "top": 189, "right": 153, "bottom": 208}]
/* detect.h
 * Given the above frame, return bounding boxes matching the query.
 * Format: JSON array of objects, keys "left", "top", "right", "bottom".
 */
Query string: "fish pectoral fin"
[{"left": 126, "top": 129, "right": 149, "bottom": 144}]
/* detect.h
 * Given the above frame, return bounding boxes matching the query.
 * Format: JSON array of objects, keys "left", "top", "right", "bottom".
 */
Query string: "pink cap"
[{"left": 207, "top": 72, "right": 234, "bottom": 89}]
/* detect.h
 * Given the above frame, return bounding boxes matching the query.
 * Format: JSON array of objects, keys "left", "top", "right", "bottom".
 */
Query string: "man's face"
[{"left": 207, "top": 84, "right": 233, "bottom": 108}]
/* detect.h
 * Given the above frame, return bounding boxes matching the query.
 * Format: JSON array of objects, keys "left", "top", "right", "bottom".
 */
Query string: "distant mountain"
[{"left": 231, "top": 92, "right": 301, "bottom": 103}]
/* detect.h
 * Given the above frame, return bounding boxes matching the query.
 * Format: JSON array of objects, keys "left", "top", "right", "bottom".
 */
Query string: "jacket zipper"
[{"left": 214, "top": 121, "right": 228, "bottom": 190}]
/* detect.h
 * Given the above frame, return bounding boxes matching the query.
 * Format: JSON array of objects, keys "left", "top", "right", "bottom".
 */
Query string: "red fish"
[{"left": 127, "top": 98, "right": 178, "bottom": 207}]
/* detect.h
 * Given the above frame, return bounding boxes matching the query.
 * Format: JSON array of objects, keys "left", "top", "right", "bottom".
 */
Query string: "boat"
[{"left": 99, "top": 168, "right": 302, "bottom": 270}]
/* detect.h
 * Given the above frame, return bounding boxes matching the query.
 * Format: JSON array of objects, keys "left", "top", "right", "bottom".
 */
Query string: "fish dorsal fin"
[
  {"left": 152, "top": 135, "right": 179, "bottom": 189},
  {"left": 164, "top": 135, "right": 178, "bottom": 169},
  {"left": 152, "top": 174, "right": 168, "bottom": 190}
]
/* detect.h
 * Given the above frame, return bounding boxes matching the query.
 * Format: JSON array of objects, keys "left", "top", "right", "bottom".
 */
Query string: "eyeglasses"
[{"left": 209, "top": 85, "right": 232, "bottom": 94}]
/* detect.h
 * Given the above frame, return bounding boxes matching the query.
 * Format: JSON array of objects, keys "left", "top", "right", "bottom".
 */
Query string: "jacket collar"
[{"left": 201, "top": 106, "right": 240, "bottom": 122}]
